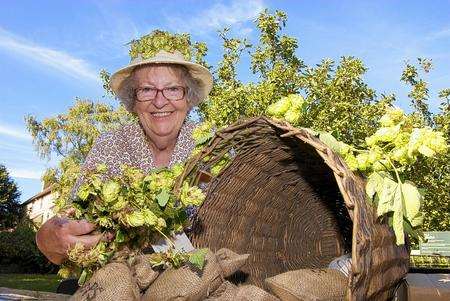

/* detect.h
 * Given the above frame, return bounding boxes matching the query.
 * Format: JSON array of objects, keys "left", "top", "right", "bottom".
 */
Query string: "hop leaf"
[
  {"left": 401, "top": 181, "right": 423, "bottom": 227},
  {"left": 319, "top": 132, "right": 351, "bottom": 156},
  {"left": 367, "top": 125, "right": 401, "bottom": 146},
  {"left": 156, "top": 189, "right": 171, "bottom": 207},
  {"left": 188, "top": 248, "right": 209, "bottom": 270}
]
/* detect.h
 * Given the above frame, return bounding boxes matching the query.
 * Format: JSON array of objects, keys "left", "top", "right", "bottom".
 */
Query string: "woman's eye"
[
  {"left": 142, "top": 87, "right": 155, "bottom": 93},
  {"left": 167, "top": 87, "right": 180, "bottom": 92}
]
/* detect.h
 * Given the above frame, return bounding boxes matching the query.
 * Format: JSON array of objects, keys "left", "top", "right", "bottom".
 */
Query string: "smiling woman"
[
  {"left": 124, "top": 64, "right": 202, "bottom": 166},
  {"left": 35, "top": 31, "right": 213, "bottom": 265}
]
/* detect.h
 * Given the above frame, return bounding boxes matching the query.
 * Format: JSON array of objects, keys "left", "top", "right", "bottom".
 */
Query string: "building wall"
[{"left": 26, "top": 192, "right": 57, "bottom": 227}]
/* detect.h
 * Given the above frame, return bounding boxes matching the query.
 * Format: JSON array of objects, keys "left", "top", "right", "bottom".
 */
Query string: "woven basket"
[{"left": 175, "top": 117, "right": 409, "bottom": 301}]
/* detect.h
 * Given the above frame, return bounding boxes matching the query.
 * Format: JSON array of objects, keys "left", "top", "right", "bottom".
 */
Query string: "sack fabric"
[
  {"left": 265, "top": 269, "right": 347, "bottom": 301},
  {"left": 206, "top": 281, "right": 280, "bottom": 301},
  {"left": 69, "top": 261, "right": 140, "bottom": 301},
  {"left": 142, "top": 248, "right": 249, "bottom": 301},
  {"left": 70, "top": 248, "right": 249, "bottom": 301},
  {"left": 133, "top": 254, "right": 160, "bottom": 291}
]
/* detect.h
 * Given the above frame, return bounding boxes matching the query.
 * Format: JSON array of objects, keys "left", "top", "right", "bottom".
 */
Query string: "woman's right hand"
[{"left": 35, "top": 214, "right": 103, "bottom": 265}]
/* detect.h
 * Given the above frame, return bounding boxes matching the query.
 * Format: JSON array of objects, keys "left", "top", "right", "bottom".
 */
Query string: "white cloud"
[
  {"left": 10, "top": 168, "right": 42, "bottom": 180},
  {"left": 167, "top": 0, "right": 265, "bottom": 35},
  {"left": 427, "top": 27, "right": 450, "bottom": 41},
  {"left": 0, "top": 124, "right": 31, "bottom": 140},
  {"left": 0, "top": 27, "right": 100, "bottom": 82}
]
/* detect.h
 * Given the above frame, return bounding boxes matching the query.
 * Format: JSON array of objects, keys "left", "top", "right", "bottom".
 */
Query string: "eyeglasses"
[{"left": 135, "top": 86, "right": 186, "bottom": 102}]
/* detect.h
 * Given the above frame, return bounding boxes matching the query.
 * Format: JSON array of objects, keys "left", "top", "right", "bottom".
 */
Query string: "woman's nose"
[{"left": 152, "top": 90, "right": 169, "bottom": 108}]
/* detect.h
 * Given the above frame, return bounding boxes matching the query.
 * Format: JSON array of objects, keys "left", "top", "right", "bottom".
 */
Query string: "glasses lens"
[
  {"left": 136, "top": 87, "right": 156, "bottom": 101},
  {"left": 163, "top": 86, "right": 185, "bottom": 101}
]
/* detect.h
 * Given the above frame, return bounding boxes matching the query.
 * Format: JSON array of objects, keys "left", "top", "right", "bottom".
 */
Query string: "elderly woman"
[{"left": 36, "top": 49, "right": 213, "bottom": 264}]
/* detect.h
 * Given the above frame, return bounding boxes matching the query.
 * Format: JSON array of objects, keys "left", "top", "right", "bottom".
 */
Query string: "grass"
[{"left": 0, "top": 273, "right": 62, "bottom": 292}]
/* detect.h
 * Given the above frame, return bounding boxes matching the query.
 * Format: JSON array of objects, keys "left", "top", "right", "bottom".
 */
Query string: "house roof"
[{"left": 22, "top": 185, "right": 55, "bottom": 206}]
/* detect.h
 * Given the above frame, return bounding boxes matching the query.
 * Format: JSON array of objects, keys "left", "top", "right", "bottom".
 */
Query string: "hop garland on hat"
[{"left": 128, "top": 30, "right": 208, "bottom": 65}]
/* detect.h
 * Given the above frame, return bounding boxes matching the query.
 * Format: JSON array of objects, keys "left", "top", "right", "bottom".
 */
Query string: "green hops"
[
  {"left": 267, "top": 94, "right": 307, "bottom": 126},
  {"left": 318, "top": 105, "right": 448, "bottom": 245},
  {"left": 129, "top": 30, "right": 192, "bottom": 61},
  {"left": 60, "top": 163, "right": 206, "bottom": 284},
  {"left": 180, "top": 181, "right": 206, "bottom": 207},
  {"left": 267, "top": 95, "right": 292, "bottom": 117},
  {"left": 192, "top": 121, "right": 215, "bottom": 146}
]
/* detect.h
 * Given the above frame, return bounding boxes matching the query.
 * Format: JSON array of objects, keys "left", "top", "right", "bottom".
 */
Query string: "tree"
[
  {"left": 25, "top": 99, "right": 133, "bottom": 203},
  {"left": 0, "top": 164, "right": 23, "bottom": 230}
]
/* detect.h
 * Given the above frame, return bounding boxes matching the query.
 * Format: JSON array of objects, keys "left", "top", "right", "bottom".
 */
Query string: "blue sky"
[{"left": 0, "top": 0, "right": 449, "bottom": 202}]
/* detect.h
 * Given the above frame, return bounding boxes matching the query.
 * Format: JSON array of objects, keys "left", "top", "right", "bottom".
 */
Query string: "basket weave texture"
[{"left": 175, "top": 117, "right": 409, "bottom": 301}]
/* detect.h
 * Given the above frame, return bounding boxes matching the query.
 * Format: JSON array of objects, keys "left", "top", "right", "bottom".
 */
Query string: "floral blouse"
[{"left": 72, "top": 120, "right": 197, "bottom": 194}]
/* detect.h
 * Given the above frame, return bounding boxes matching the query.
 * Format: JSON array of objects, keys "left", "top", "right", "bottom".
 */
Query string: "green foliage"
[
  {"left": 26, "top": 9, "right": 450, "bottom": 242},
  {"left": 99, "top": 69, "right": 114, "bottom": 98},
  {"left": 268, "top": 102, "right": 448, "bottom": 244},
  {"left": 188, "top": 248, "right": 209, "bottom": 269},
  {"left": 0, "top": 164, "right": 23, "bottom": 230},
  {"left": 57, "top": 164, "right": 206, "bottom": 284},
  {"left": 0, "top": 219, "right": 57, "bottom": 273},
  {"left": 199, "top": 10, "right": 303, "bottom": 128},
  {"left": 198, "top": 10, "right": 386, "bottom": 148},
  {"left": 0, "top": 274, "right": 61, "bottom": 293},
  {"left": 197, "top": 9, "right": 450, "bottom": 236},
  {"left": 400, "top": 58, "right": 433, "bottom": 125},
  {"left": 410, "top": 255, "right": 450, "bottom": 269},
  {"left": 148, "top": 248, "right": 208, "bottom": 270},
  {"left": 26, "top": 100, "right": 134, "bottom": 203}
]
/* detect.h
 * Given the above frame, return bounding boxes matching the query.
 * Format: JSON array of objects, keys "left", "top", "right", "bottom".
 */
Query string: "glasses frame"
[{"left": 135, "top": 86, "right": 186, "bottom": 102}]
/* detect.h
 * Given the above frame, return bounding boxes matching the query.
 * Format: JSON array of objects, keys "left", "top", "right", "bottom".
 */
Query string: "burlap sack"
[
  {"left": 215, "top": 248, "right": 249, "bottom": 277},
  {"left": 142, "top": 248, "right": 249, "bottom": 301},
  {"left": 235, "top": 285, "right": 280, "bottom": 301},
  {"left": 265, "top": 269, "right": 347, "bottom": 301},
  {"left": 132, "top": 254, "right": 159, "bottom": 291},
  {"left": 70, "top": 262, "right": 140, "bottom": 301},
  {"left": 205, "top": 281, "right": 238, "bottom": 300},
  {"left": 206, "top": 282, "right": 280, "bottom": 301}
]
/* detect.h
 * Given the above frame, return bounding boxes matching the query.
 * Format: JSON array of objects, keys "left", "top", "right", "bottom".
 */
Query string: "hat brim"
[{"left": 110, "top": 56, "right": 213, "bottom": 108}]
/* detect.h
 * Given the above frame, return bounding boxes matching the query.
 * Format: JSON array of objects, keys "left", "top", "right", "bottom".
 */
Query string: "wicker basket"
[{"left": 175, "top": 117, "right": 409, "bottom": 301}]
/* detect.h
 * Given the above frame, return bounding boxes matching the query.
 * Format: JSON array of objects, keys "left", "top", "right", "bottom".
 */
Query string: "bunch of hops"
[
  {"left": 318, "top": 106, "right": 448, "bottom": 245},
  {"left": 57, "top": 163, "right": 206, "bottom": 284},
  {"left": 266, "top": 94, "right": 307, "bottom": 125},
  {"left": 349, "top": 107, "right": 447, "bottom": 171},
  {"left": 129, "top": 30, "right": 192, "bottom": 61}
]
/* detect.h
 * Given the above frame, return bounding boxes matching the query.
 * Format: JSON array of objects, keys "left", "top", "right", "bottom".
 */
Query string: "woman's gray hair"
[{"left": 117, "top": 64, "right": 203, "bottom": 112}]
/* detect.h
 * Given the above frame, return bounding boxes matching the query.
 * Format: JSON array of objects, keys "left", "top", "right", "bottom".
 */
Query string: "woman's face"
[{"left": 133, "top": 65, "right": 189, "bottom": 148}]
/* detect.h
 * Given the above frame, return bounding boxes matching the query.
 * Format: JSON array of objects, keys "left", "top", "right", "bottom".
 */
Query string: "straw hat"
[{"left": 110, "top": 50, "right": 213, "bottom": 106}]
